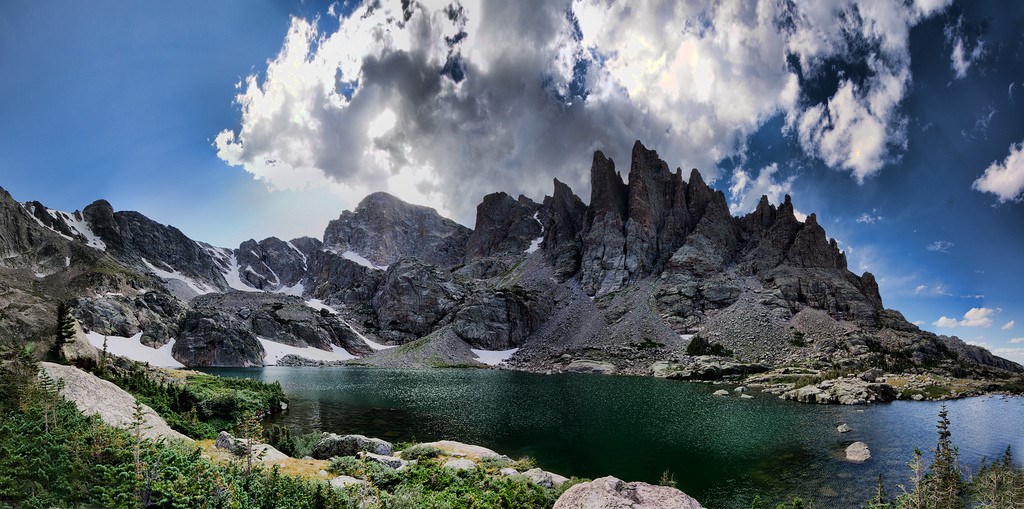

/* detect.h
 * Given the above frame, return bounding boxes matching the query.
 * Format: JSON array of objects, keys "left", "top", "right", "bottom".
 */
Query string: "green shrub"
[
  {"left": 328, "top": 456, "right": 365, "bottom": 477},
  {"left": 686, "top": 335, "right": 734, "bottom": 357},
  {"left": 400, "top": 444, "right": 444, "bottom": 461}
]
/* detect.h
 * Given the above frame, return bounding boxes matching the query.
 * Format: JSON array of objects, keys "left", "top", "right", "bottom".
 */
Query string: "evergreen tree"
[
  {"left": 929, "top": 405, "right": 964, "bottom": 509},
  {"left": 51, "top": 301, "right": 76, "bottom": 363}
]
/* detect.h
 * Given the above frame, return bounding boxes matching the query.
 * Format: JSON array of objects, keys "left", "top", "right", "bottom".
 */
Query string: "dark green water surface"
[{"left": 203, "top": 367, "right": 1024, "bottom": 508}]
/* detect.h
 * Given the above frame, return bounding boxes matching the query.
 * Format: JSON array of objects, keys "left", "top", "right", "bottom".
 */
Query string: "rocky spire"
[{"left": 541, "top": 178, "right": 587, "bottom": 280}]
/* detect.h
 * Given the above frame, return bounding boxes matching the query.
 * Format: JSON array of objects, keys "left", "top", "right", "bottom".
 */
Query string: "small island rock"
[{"left": 846, "top": 442, "right": 871, "bottom": 462}]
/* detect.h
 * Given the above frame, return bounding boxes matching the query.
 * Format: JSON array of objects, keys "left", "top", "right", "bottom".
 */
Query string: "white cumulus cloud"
[
  {"left": 1003, "top": 320, "right": 1016, "bottom": 330},
  {"left": 216, "top": 0, "right": 950, "bottom": 220},
  {"left": 973, "top": 140, "right": 1024, "bottom": 203},
  {"left": 934, "top": 307, "right": 999, "bottom": 328}
]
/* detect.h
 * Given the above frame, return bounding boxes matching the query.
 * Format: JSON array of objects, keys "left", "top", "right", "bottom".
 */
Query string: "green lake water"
[{"left": 204, "top": 367, "right": 1024, "bottom": 508}]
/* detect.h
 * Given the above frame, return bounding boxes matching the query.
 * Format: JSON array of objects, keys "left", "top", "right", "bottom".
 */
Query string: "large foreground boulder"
[
  {"left": 311, "top": 433, "right": 393, "bottom": 459},
  {"left": 554, "top": 476, "right": 705, "bottom": 509},
  {"left": 39, "top": 362, "right": 189, "bottom": 442}
]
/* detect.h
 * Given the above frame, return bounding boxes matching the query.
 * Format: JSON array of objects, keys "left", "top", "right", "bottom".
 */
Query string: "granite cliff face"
[{"left": 1, "top": 140, "right": 1021, "bottom": 382}]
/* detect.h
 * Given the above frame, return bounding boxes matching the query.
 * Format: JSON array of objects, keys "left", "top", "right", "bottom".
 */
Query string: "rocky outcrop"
[
  {"left": 311, "top": 433, "right": 393, "bottom": 459},
  {"left": 451, "top": 286, "right": 552, "bottom": 350},
  {"left": 579, "top": 151, "right": 630, "bottom": 295},
  {"left": 465, "top": 192, "right": 541, "bottom": 259},
  {"left": 302, "top": 249, "right": 383, "bottom": 308},
  {"left": 782, "top": 377, "right": 897, "bottom": 405},
  {"left": 322, "top": 192, "right": 471, "bottom": 268},
  {"left": 553, "top": 476, "right": 705, "bottom": 509},
  {"left": 72, "top": 289, "right": 184, "bottom": 347},
  {"left": 540, "top": 179, "right": 587, "bottom": 281},
  {"left": 82, "top": 200, "right": 227, "bottom": 295},
  {"left": 173, "top": 292, "right": 370, "bottom": 367},
  {"left": 664, "top": 357, "right": 768, "bottom": 381},
  {"left": 40, "top": 362, "right": 189, "bottom": 441},
  {"left": 234, "top": 237, "right": 310, "bottom": 291},
  {"left": 372, "top": 259, "right": 467, "bottom": 343}
]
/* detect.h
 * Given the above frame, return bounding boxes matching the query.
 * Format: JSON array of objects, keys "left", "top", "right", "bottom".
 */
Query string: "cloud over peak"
[{"left": 216, "top": 0, "right": 950, "bottom": 221}]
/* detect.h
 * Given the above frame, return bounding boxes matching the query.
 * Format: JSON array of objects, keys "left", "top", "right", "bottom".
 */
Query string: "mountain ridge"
[{"left": 1, "top": 141, "right": 1020, "bottom": 390}]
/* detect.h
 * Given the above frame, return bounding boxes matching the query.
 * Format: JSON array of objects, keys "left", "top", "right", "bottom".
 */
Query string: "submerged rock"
[
  {"left": 837, "top": 423, "right": 851, "bottom": 433},
  {"left": 553, "top": 476, "right": 705, "bottom": 509},
  {"left": 712, "top": 389, "right": 730, "bottom": 397},
  {"left": 846, "top": 442, "right": 871, "bottom": 463}
]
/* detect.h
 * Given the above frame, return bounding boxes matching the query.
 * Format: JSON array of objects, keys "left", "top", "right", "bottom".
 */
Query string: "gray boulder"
[
  {"left": 553, "top": 476, "right": 705, "bottom": 509},
  {"left": 311, "top": 433, "right": 393, "bottom": 459},
  {"left": 523, "top": 468, "right": 569, "bottom": 488},
  {"left": 359, "top": 451, "right": 407, "bottom": 470}
]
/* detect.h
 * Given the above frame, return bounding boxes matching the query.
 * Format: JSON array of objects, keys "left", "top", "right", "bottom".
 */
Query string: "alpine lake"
[{"left": 203, "top": 366, "right": 1024, "bottom": 508}]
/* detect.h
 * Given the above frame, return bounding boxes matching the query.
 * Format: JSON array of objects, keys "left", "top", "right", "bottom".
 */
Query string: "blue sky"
[{"left": 1, "top": 1, "right": 1022, "bottom": 360}]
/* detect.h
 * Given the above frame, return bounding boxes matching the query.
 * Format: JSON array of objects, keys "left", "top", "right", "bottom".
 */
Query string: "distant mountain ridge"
[{"left": 0, "top": 140, "right": 1020, "bottom": 380}]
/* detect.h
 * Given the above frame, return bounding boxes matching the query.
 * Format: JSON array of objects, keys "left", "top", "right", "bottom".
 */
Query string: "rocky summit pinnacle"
[{"left": 0, "top": 140, "right": 1020, "bottom": 385}]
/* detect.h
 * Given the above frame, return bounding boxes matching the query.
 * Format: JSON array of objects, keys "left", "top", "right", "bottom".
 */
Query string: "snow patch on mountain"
[
  {"left": 85, "top": 331, "right": 184, "bottom": 368},
  {"left": 525, "top": 211, "right": 544, "bottom": 254},
  {"left": 142, "top": 258, "right": 215, "bottom": 295},
  {"left": 258, "top": 337, "right": 357, "bottom": 364},
  {"left": 304, "top": 299, "right": 395, "bottom": 351},
  {"left": 471, "top": 347, "right": 519, "bottom": 366},
  {"left": 341, "top": 250, "right": 388, "bottom": 271},
  {"left": 59, "top": 210, "right": 106, "bottom": 250}
]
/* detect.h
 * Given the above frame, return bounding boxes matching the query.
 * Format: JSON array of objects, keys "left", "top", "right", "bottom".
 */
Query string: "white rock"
[
  {"left": 713, "top": 389, "right": 730, "bottom": 396},
  {"left": 845, "top": 442, "right": 871, "bottom": 463},
  {"left": 40, "top": 362, "right": 189, "bottom": 442},
  {"left": 837, "top": 423, "right": 851, "bottom": 433},
  {"left": 553, "top": 476, "right": 705, "bottom": 508}
]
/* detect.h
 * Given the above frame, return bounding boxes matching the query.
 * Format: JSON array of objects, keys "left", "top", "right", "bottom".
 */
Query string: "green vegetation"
[
  {"left": 400, "top": 444, "right": 443, "bottom": 461},
  {"left": 788, "top": 330, "right": 805, "bottom": 348},
  {"left": 264, "top": 423, "right": 322, "bottom": 458},
  {"left": 0, "top": 347, "right": 355, "bottom": 508},
  {"left": 685, "top": 334, "right": 734, "bottom": 357},
  {"left": 0, "top": 348, "right": 579, "bottom": 508},
  {"left": 632, "top": 338, "right": 665, "bottom": 350},
  {"left": 101, "top": 362, "right": 286, "bottom": 439}
]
